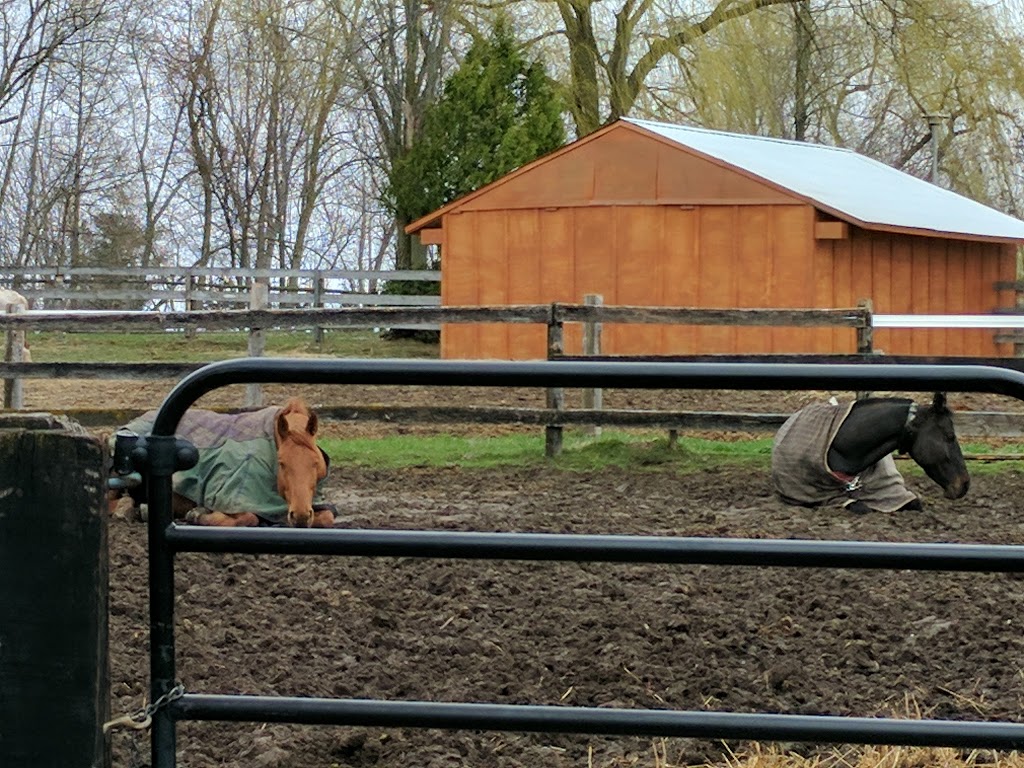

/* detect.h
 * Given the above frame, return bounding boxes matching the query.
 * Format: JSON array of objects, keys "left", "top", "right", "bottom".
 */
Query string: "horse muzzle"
[
  {"left": 286, "top": 509, "right": 315, "bottom": 528},
  {"left": 943, "top": 475, "right": 970, "bottom": 500}
]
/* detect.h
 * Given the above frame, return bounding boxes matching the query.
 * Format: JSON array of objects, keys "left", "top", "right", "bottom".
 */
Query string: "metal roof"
[{"left": 626, "top": 118, "right": 1024, "bottom": 242}]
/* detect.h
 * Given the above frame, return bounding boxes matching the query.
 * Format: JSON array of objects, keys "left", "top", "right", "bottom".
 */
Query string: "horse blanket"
[
  {"left": 120, "top": 406, "right": 330, "bottom": 525},
  {"left": 771, "top": 401, "right": 917, "bottom": 513}
]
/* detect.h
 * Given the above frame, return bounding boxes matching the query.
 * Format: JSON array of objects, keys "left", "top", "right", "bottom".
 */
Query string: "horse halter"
[{"left": 897, "top": 402, "right": 919, "bottom": 453}]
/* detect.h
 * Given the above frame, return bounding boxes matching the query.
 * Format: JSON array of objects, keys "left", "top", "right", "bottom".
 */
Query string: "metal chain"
[{"left": 103, "top": 683, "right": 185, "bottom": 735}]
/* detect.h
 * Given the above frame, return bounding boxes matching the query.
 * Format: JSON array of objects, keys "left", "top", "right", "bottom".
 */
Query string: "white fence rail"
[{"left": 0, "top": 267, "right": 440, "bottom": 311}]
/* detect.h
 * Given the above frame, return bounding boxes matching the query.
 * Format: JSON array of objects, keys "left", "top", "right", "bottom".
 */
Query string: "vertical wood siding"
[{"left": 436, "top": 124, "right": 1016, "bottom": 359}]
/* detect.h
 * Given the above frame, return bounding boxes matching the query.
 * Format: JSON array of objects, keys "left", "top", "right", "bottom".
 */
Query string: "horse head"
[
  {"left": 274, "top": 398, "right": 329, "bottom": 527},
  {"left": 902, "top": 392, "right": 970, "bottom": 500}
]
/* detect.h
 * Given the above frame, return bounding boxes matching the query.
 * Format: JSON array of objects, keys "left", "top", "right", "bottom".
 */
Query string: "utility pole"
[{"left": 923, "top": 114, "right": 948, "bottom": 184}]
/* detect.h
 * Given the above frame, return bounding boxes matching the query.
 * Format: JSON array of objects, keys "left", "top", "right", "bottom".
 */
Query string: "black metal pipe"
[
  {"left": 172, "top": 695, "right": 1024, "bottom": 750},
  {"left": 165, "top": 526, "right": 1024, "bottom": 572},
  {"left": 144, "top": 358, "right": 1024, "bottom": 765},
  {"left": 149, "top": 359, "right": 1024, "bottom": 435}
]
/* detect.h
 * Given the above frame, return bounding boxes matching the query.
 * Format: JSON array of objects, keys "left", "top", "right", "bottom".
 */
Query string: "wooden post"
[
  {"left": 545, "top": 306, "right": 564, "bottom": 457},
  {"left": 184, "top": 270, "right": 197, "bottom": 340},
  {"left": 856, "top": 298, "right": 874, "bottom": 400},
  {"left": 0, "top": 415, "right": 109, "bottom": 767},
  {"left": 582, "top": 294, "right": 603, "bottom": 436},
  {"left": 313, "top": 271, "right": 325, "bottom": 347},
  {"left": 247, "top": 278, "right": 269, "bottom": 408},
  {"left": 4, "top": 303, "right": 26, "bottom": 409},
  {"left": 855, "top": 298, "right": 874, "bottom": 355}
]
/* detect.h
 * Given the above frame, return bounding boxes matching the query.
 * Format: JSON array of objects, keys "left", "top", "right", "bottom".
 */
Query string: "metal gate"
[{"left": 137, "top": 359, "right": 1024, "bottom": 768}]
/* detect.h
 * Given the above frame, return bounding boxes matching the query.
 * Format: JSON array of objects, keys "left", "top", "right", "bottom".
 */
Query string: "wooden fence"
[
  {"left": 0, "top": 266, "right": 441, "bottom": 311},
  {"left": 5, "top": 302, "right": 1024, "bottom": 447}
]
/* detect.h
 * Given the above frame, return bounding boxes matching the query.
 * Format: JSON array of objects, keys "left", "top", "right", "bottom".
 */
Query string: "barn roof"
[
  {"left": 407, "top": 118, "right": 1024, "bottom": 243},
  {"left": 626, "top": 118, "right": 1024, "bottom": 242}
]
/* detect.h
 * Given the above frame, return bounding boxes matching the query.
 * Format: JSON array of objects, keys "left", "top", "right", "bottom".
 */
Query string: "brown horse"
[{"left": 111, "top": 397, "right": 335, "bottom": 528}]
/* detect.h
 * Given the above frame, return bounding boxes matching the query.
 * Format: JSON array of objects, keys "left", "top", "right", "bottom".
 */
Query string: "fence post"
[
  {"left": 247, "top": 278, "right": 269, "bottom": 408},
  {"left": 4, "top": 303, "right": 26, "bottom": 409},
  {"left": 545, "top": 304, "right": 565, "bottom": 457},
  {"left": 856, "top": 298, "right": 874, "bottom": 400},
  {"left": 0, "top": 415, "right": 109, "bottom": 767},
  {"left": 184, "top": 270, "right": 197, "bottom": 340},
  {"left": 313, "top": 271, "right": 325, "bottom": 347},
  {"left": 582, "top": 294, "right": 603, "bottom": 436},
  {"left": 856, "top": 298, "right": 874, "bottom": 355}
]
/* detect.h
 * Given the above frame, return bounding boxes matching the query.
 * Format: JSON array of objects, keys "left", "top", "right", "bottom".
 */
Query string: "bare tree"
[
  {"left": 329, "top": 0, "right": 458, "bottom": 271},
  {"left": 177, "top": 0, "right": 361, "bottom": 275}
]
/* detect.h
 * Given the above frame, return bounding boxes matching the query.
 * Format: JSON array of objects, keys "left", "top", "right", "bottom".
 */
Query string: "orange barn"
[{"left": 406, "top": 119, "right": 1024, "bottom": 360}]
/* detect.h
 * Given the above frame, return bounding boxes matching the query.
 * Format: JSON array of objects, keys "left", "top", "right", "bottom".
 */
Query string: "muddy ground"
[{"left": 97, "top": 374, "right": 1024, "bottom": 767}]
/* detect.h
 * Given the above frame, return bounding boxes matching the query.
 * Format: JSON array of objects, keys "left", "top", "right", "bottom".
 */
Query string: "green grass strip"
[{"left": 321, "top": 430, "right": 774, "bottom": 471}]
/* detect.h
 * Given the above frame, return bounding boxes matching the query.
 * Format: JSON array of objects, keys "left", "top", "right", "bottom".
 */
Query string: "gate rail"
[{"left": 140, "top": 359, "right": 1024, "bottom": 767}]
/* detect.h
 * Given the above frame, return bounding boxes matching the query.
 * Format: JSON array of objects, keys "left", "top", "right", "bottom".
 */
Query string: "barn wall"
[
  {"left": 442, "top": 203, "right": 829, "bottom": 359},
  {"left": 441, "top": 205, "right": 1018, "bottom": 360},
  {"left": 813, "top": 229, "right": 1016, "bottom": 357}
]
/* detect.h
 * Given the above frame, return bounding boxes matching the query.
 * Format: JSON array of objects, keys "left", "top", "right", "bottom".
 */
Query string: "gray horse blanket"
[
  {"left": 771, "top": 401, "right": 917, "bottom": 513},
  {"left": 120, "top": 406, "right": 329, "bottom": 525}
]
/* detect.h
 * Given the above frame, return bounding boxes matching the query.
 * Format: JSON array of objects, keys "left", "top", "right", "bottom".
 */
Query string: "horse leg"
[
  {"left": 183, "top": 507, "right": 260, "bottom": 527},
  {"left": 844, "top": 500, "right": 874, "bottom": 514},
  {"left": 311, "top": 508, "right": 336, "bottom": 528}
]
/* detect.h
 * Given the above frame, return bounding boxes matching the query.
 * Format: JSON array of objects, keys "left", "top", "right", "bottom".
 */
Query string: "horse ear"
[
  {"left": 306, "top": 410, "right": 318, "bottom": 436},
  {"left": 932, "top": 392, "right": 948, "bottom": 412},
  {"left": 276, "top": 411, "right": 290, "bottom": 441}
]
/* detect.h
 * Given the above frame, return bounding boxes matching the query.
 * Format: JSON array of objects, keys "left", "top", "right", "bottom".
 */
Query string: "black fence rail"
[{"left": 137, "top": 359, "right": 1024, "bottom": 768}]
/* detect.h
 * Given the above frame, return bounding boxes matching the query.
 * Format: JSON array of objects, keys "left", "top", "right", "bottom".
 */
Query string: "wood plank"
[
  {"left": 540, "top": 209, "right": 577, "bottom": 356},
  {"left": 615, "top": 207, "right": 663, "bottom": 353},
  {"left": 573, "top": 207, "right": 616, "bottom": 354},
  {"left": 849, "top": 232, "right": 874, "bottom": 354},
  {"left": 770, "top": 206, "right": 814, "bottom": 352},
  {"left": 945, "top": 241, "right": 966, "bottom": 357},
  {"left": 984, "top": 244, "right": 1012, "bottom": 356},
  {"left": 697, "top": 206, "right": 737, "bottom": 352},
  {"left": 738, "top": 207, "right": 773, "bottom": 353},
  {"left": 963, "top": 240, "right": 985, "bottom": 356},
  {"left": 927, "top": 239, "right": 948, "bottom": 355},
  {"left": 814, "top": 221, "right": 849, "bottom": 239},
  {"left": 909, "top": 237, "right": 931, "bottom": 355},
  {"left": 830, "top": 235, "right": 853, "bottom": 352},
  {"left": 592, "top": 130, "right": 660, "bottom": 202},
  {"left": 506, "top": 210, "right": 544, "bottom": 359},
  {"left": 417, "top": 228, "right": 444, "bottom": 246},
  {"left": 476, "top": 211, "right": 510, "bottom": 359},
  {"left": 662, "top": 208, "right": 699, "bottom": 353},
  {"left": 440, "top": 213, "right": 479, "bottom": 358}
]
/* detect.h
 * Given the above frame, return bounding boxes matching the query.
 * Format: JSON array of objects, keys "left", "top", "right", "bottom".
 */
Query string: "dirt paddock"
[
  {"left": 107, "top": 456, "right": 1024, "bottom": 767},
  {"left": 29, "top": 374, "right": 1013, "bottom": 766}
]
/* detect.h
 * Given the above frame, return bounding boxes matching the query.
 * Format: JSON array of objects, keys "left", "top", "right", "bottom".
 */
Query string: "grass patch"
[
  {"left": 27, "top": 328, "right": 438, "bottom": 363},
  {"left": 321, "top": 428, "right": 1024, "bottom": 475},
  {"left": 321, "top": 429, "right": 774, "bottom": 471}
]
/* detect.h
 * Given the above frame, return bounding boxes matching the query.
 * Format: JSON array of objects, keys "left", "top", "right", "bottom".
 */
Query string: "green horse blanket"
[{"left": 121, "top": 406, "right": 329, "bottom": 525}]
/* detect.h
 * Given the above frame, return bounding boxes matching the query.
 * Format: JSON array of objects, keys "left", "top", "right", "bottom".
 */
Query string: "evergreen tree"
[{"left": 388, "top": 16, "right": 566, "bottom": 228}]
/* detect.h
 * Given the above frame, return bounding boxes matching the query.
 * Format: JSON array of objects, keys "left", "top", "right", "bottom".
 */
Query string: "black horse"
[{"left": 771, "top": 392, "right": 970, "bottom": 514}]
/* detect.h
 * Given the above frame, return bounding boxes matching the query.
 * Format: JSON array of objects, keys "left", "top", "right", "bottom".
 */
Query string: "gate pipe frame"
[{"left": 144, "top": 359, "right": 1024, "bottom": 767}]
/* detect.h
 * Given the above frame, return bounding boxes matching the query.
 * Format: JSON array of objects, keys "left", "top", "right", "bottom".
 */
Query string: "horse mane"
[
  {"left": 852, "top": 396, "right": 914, "bottom": 408},
  {"left": 277, "top": 398, "right": 319, "bottom": 449}
]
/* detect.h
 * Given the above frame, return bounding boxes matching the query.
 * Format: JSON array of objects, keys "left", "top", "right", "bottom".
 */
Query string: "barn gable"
[{"left": 408, "top": 121, "right": 800, "bottom": 231}]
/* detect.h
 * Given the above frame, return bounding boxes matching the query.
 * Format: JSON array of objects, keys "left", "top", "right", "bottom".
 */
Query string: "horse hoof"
[
  {"left": 899, "top": 498, "right": 923, "bottom": 512},
  {"left": 845, "top": 500, "right": 873, "bottom": 515},
  {"left": 183, "top": 507, "right": 206, "bottom": 525}
]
